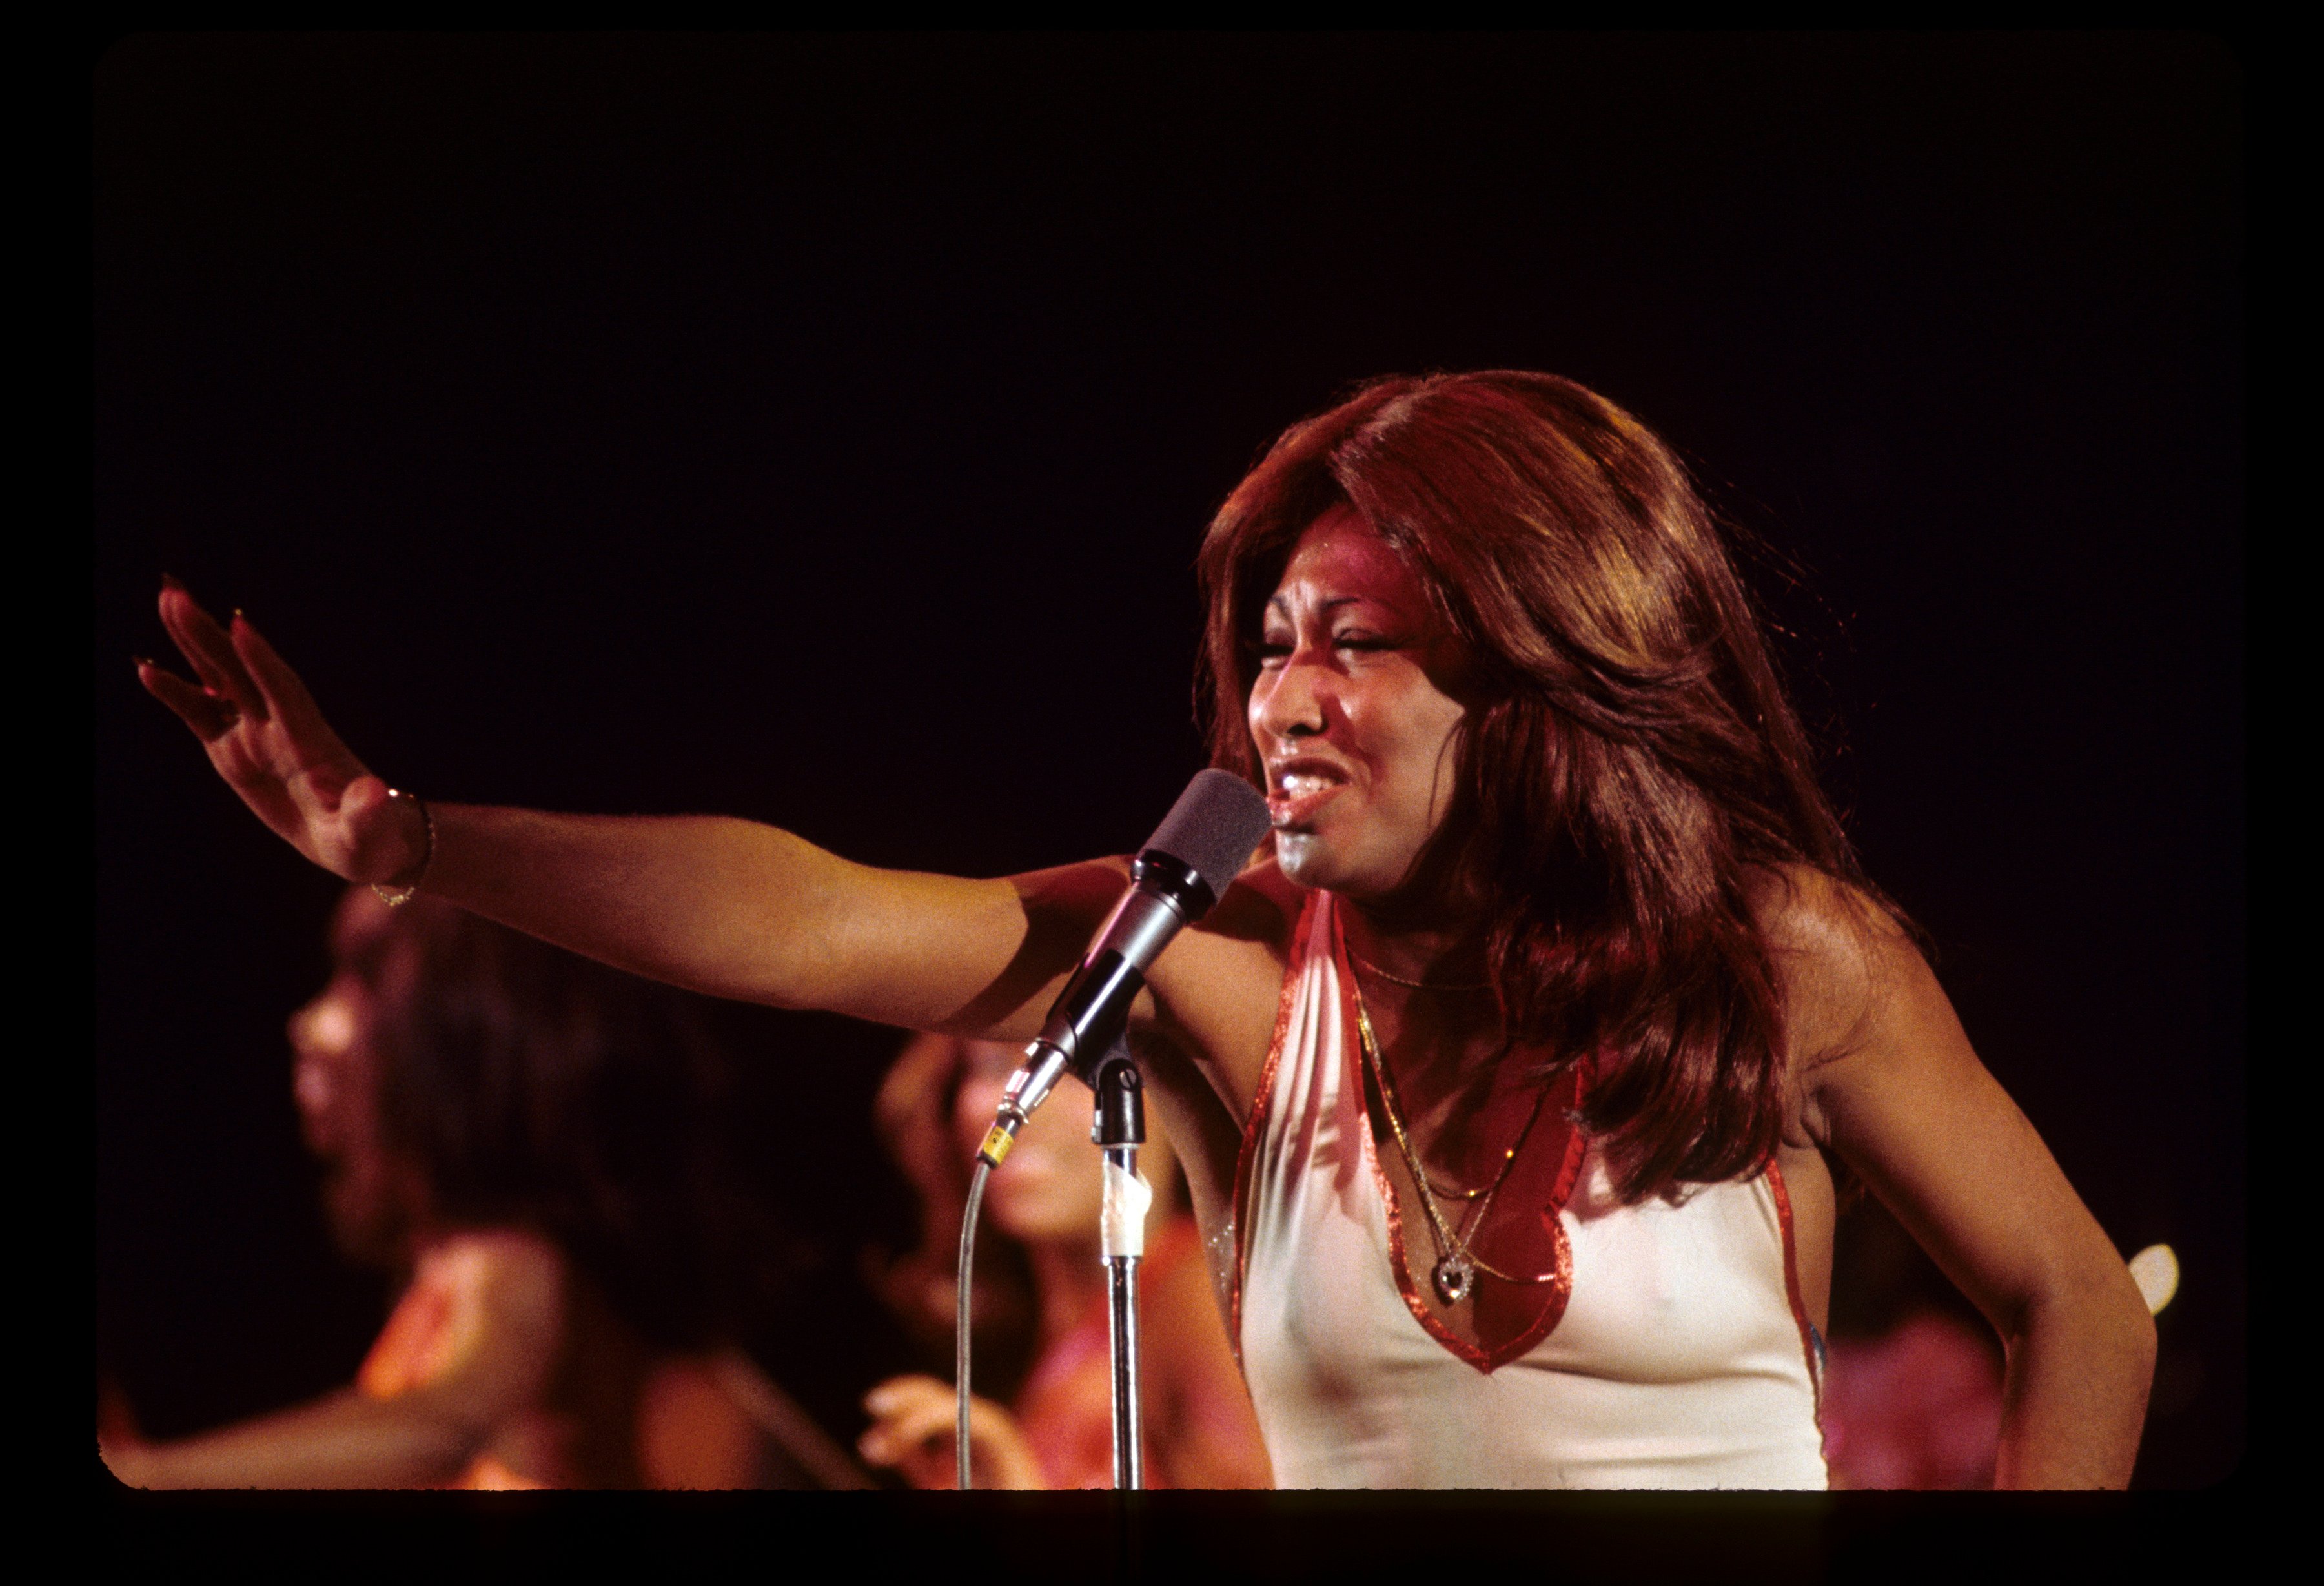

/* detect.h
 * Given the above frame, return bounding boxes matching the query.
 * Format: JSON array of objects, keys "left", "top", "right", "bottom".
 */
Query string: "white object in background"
[{"left": 2128, "top": 1244, "right": 2179, "bottom": 1315}]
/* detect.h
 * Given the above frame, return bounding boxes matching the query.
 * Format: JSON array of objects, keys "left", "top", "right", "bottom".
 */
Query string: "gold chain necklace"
[
  {"left": 1347, "top": 950, "right": 1491, "bottom": 993},
  {"left": 1350, "top": 978, "right": 1558, "bottom": 1305}
]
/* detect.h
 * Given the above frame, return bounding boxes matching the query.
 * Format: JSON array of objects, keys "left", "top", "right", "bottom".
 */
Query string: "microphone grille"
[{"left": 1143, "top": 769, "right": 1273, "bottom": 907}]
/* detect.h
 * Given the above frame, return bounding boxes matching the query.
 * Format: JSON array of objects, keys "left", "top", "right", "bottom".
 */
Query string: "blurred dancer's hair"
[{"left": 345, "top": 893, "right": 797, "bottom": 1349}]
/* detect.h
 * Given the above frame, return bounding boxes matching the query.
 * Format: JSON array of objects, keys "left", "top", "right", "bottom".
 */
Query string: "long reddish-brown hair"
[{"left": 1198, "top": 371, "right": 1886, "bottom": 1203}]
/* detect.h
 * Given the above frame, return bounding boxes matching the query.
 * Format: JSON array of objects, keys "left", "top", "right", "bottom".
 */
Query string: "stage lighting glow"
[{"left": 2128, "top": 1244, "right": 2179, "bottom": 1315}]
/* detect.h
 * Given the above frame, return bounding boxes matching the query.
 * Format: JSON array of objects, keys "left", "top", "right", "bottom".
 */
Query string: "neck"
[{"left": 1341, "top": 897, "right": 1491, "bottom": 990}]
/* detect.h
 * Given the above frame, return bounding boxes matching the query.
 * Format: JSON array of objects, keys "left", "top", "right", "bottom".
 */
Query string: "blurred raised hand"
[
  {"left": 858, "top": 1373, "right": 1045, "bottom": 1490},
  {"left": 138, "top": 576, "right": 425, "bottom": 886}
]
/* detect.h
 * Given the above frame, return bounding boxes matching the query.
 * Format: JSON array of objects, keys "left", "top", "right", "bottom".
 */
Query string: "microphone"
[{"left": 975, "top": 769, "right": 1272, "bottom": 1168}]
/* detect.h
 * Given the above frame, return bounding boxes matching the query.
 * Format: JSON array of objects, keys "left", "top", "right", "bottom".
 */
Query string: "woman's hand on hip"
[{"left": 138, "top": 577, "right": 425, "bottom": 886}]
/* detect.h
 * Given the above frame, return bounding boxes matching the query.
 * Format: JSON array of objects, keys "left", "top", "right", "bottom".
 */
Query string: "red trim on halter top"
[
  {"left": 1765, "top": 1155, "right": 1826, "bottom": 1430},
  {"left": 1227, "top": 890, "right": 1312, "bottom": 1365}
]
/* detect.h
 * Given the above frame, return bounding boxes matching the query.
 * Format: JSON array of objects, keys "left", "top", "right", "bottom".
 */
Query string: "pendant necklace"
[{"left": 1350, "top": 974, "right": 1556, "bottom": 1306}]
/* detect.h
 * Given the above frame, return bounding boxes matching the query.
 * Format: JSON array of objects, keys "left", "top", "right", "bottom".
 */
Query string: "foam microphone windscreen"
[{"left": 1141, "top": 769, "right": 1274, "bottom": 915}]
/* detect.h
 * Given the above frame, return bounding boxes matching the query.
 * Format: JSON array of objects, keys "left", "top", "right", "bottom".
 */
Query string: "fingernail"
[
  {"left": 160, "top": 573, "right": 183, "bottom": 591},
  {"left": 232, "top": 609, "right": 246, "bottom": 624},
  {"left": 132, "top": 655, "right": 153, "bottom": 669}
]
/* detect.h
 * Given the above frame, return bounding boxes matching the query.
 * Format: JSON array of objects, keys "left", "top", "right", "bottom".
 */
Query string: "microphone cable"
[
  {"left": 948, "top": 769, "right": 1270, "bottom": 1489},
  {"left": 955, "top": 1157, "right": 992, "bottom": 1490}
]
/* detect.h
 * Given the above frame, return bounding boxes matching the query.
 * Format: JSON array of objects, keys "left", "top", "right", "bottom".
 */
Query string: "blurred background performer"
[
  {"left": 100, "top": 887, "right": 867, "bottom": 1490},
  {"left": 1817, "top": 1197, "right": 2008, "bottom": 1489},
  {"left": 137, "top": 371, "right": 2157, "bottom": 1488},
  {"left": 857, "top": 1033, "right": 1270, "bottom": 1489}
]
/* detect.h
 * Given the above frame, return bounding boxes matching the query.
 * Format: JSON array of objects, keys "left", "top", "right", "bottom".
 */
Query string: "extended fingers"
[
  {"left": 230, "top": 612, "right": 339, "bottom": 749},
  {"left": 859, "top": 1376, "right": 961, "bottom": 1466},
  {"left": 157, "top": 580, "right": 266, "bottom": 722},
  {"left": 137, "top": 658, "right": 237, "bottom": 742},
  {"left": 876, "top": 1397, "right": 964, "bottom": 1457},
  {"left": 863, "top": 1374, "right": 948, "bottom": 1416}
]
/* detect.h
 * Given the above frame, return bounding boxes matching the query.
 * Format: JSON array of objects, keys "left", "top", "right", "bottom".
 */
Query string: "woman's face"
[
  {"left": 290, "top": 891, "right": 427, "bottom": 1263},
  {"left": 952, "top": 1038, "right": 1106, "bottom": 1245},
  {"left": 1249, "top": 506, "right": 1472, "bottom": 901}
]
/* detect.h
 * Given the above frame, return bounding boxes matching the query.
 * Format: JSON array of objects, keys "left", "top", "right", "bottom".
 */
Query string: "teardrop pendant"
[{"left": 1432, "top": 1254, "right": 1474, "bottom": 1305}]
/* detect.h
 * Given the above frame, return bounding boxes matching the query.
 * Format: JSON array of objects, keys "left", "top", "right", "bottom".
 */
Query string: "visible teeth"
[{"left": 1279, "top": 773, "right": 1330, "bottom": 796}]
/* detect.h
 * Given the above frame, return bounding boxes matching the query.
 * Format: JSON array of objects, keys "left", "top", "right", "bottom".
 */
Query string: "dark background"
[{"left": 95, "top": 33, "right": 2243, "bottom": 1487}]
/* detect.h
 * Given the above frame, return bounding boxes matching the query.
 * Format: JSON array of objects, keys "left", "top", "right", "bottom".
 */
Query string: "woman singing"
[{"left": 138, "top": 370, "right": 2155, "bottom": 1488}]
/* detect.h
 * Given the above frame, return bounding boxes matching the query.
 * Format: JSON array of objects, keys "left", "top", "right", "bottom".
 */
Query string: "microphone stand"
[
  {"left": 1090, "top": 1048, "right": 1148, "bottom": 1491},
  {"left": 960, "top": 772, "right": 1269, "bottom": 1496}
]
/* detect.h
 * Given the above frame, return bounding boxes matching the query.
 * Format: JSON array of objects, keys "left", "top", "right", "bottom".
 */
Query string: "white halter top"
[{"left": 1231, "top": 892, "right": 1828, "bottom": 1489}]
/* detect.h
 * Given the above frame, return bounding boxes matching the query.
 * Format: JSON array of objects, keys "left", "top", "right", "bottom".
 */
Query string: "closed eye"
[{"left": 1252, "top": 631, "right": 1400, "bottom": 664}]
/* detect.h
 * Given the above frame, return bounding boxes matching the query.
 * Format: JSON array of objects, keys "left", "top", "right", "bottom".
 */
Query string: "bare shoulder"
[
  {"left": 1147, "top": 855, "right": 1303, "bottom": 1116},
  {"left": 1748, "top": 866, "right": 2012, "bottom": 1190},
  {"left": 1172, "top": 855, "right": 1301, "bottom": 1007},
  {"left": 431, "top": 1228, "right": 566, "bottom": 1284},
  {"left": 423, "top": 1229, "right": 569, "bottom": 1337},
  {"left": 374, "top": 1230, "right": 571, "bottom": 1417},
  {"left": 1748, "top": 863, "right": 1925, "bottom": 1079},
  {"left": 1203, "top": 855, "right": 1304, "bottom": 946}
]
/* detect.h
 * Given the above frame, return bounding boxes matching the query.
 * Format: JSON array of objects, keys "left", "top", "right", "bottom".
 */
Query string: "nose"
[
  {"left": 1250, "top": 647, "right": 1332, "bottom": 744},
  {"left": 290, "top": 988, "right": 356, "bottom": 1058}
]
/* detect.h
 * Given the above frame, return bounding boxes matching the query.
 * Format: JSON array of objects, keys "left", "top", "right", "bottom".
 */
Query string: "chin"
[
  {"left": 1275, "top": 831, "right": 1403, "bottom": 902},
  {"left": 1272, "top": 832, "right": 1323, "bottom": 885},
  {"left": 1276, "top": 831, "right": 1367, "bottom": 891}
]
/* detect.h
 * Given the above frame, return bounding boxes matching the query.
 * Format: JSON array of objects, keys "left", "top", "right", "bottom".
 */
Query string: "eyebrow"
[{"left": 1263, "top": 595, "right": 1368, "bottom": 616}]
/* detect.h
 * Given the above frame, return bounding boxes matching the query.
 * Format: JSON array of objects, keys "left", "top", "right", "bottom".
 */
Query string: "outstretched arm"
[
  {"left": 139, "top": 580, "right": 1120, "bottom": 1034},
  {"left": 103, "top": 1385, "right": 489, "bottom": 1490},
  {"left": 1778, "top": 877, "right": 2157, "bottom": 1489},
  {"left": 101, "top": 1234, "right": 565, "bottom": 1489}
]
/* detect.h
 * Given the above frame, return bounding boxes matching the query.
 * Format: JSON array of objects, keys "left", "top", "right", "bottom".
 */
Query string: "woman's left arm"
[{"left": 1779, "top": 881, "right": 2156, "bottom": 1489}]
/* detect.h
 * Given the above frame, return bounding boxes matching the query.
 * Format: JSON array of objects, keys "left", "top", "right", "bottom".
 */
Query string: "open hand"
[
  {"left": 859, "top": 1373, "right": 1045, "bottom": 1490},
  {"left": 137, "top": 577, "right": 425, "bottom": 885}
]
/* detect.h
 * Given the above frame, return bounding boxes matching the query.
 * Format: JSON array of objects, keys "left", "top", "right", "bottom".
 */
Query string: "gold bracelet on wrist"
[{"left": 372, "top": 788, "right": 434, "bottom": 908}]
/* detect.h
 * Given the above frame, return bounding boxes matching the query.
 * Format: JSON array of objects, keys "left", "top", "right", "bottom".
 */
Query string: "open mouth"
[{"left": 1267, "top": 766, "right": 1347, "bottom": 829}]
